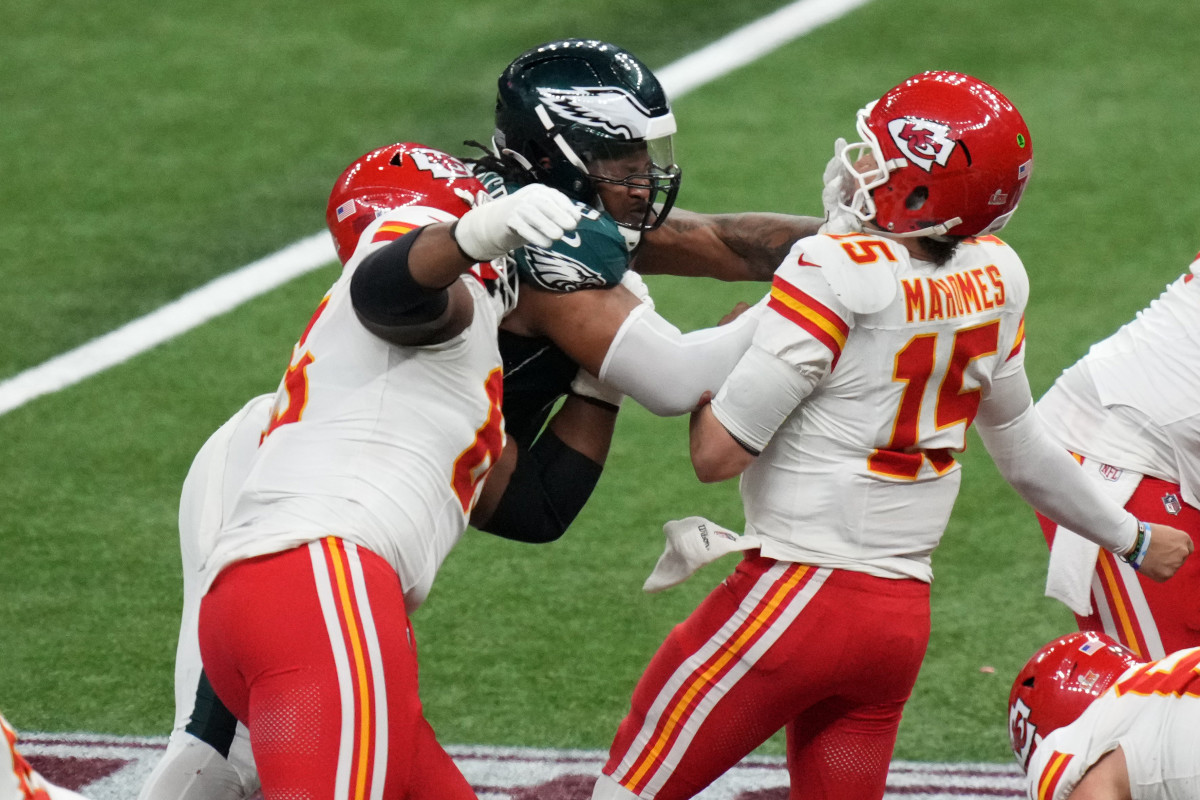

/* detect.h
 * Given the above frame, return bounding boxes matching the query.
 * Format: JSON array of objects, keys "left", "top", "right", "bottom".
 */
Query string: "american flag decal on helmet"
[{"left": 335, "top": 199, "right": 356, "bottom": 222}]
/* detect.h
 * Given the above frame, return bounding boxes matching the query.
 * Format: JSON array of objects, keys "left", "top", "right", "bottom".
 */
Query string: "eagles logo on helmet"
[
  {"left": 492, "top": 39, "right": 682, "bottom": 232},
  {"left": 836, "top": 71, "right": 1035, "bottom": 239},
  {"left": 1007, "top": 631, "right": 1143, "bottom": 773},
  {"left": 325, "top": 142, "right": 486, "bottom": 264}
]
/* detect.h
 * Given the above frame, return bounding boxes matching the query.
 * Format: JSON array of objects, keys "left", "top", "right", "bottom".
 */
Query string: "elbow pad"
[
  {"left": 599, "top": 304, "right": 761, "bottom": 417},
  {"left": 477, "top": 430, "right": 603, "bottom": 544}
]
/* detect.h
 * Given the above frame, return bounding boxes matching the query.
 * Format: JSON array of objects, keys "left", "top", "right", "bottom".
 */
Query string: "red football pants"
[
  {"left": 198, "top": 537, "right": 477, "bottom": 800},
  {"left": 1038, "top": 473, "right": 1200, "bottom": 659},
  {"left": 599, "top": 554, "right": 930, "bottom": 800}
]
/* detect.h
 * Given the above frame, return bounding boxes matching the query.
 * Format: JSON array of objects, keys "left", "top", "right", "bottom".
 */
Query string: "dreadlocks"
[{"left": 461, "top": 140, "right": 532, "bottom": 187}]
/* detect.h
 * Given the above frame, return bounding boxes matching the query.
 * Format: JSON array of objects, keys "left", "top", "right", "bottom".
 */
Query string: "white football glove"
[
  {"left": 619, "top": 269, "right": 655, "bottom": 310},
  {"left": 643, "top": 516, "right": 762, "bottom": 593},
  {"left": 820, "top": 137, "right": 861, "bottom": 235},
  {"left": 452, "top": 184, "right": 583, "bottom": 262},
  {"left": 570, "top": 367, "right": 624, "bottom": 409}
]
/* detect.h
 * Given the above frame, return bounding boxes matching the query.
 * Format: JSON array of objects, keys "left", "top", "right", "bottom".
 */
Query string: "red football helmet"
[
  {"left": 325, "top": 142, "right": 487, "bottom": 264},
  {"left": 1008, "top": 631, "right": 1143, "bottom": 773},
  {"left": 837, "top": 71, "right": 1034, "bottom": 238}
]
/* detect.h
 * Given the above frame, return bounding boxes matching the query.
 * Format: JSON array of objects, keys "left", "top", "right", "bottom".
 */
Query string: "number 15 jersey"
[{"left": 712, "top": 232, "right": 1028, "bottom": 582}]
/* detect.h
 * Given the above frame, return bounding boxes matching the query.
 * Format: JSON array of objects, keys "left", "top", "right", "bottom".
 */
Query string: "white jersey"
[
  {"left": 174, "top": 394, "right": 273, "bottom": 728},
  {"left": 1037, "top": 256, "right": 1200, "bottom": 508},
  {"left": 1025, "top": 647, "right": 1200, "bottom": 800},
  {"left": 713, "top": 232, "right": 1028, "bottom": 581},
  {"left": 204, "top": 206, "right": 517, "bottom": 612}
]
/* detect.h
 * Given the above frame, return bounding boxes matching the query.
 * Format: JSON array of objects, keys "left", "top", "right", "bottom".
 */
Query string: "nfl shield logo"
[
  {"left": 1163, "top": 493, "right": 1182, "bottom": 516},
  {"left": 1098, "top": 464, "right": 1123, "bottom": 482}
]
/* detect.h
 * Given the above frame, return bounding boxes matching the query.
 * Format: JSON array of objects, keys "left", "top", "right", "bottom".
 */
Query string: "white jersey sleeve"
[
  {"left": 1037, "top": 259, "right": 1200, "bottom": 508},
  {"left": 1025, "top": 647, "right": 1200, "bottom": 800},
  {"left": 713, "top": 232, "right": 1028, "bottom": 581}
]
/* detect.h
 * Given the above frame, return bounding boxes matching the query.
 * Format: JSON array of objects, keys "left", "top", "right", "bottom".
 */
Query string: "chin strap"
[{"left": 873, "top": 215, "right": 965, "bottom": 239}]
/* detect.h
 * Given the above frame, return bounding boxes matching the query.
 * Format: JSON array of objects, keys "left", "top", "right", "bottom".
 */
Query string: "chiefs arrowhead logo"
[
  {"left": 887, "top": 117, "right": 955, "bottom": 173},
  {"left": 404, "top": 147, "right": 474, "bottom": 180}
]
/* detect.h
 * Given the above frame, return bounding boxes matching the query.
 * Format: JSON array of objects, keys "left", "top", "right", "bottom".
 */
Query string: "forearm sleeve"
[
  {"left": 598, "top": 303, "right": 761, "bottom": 417},
  {"left": 975, "top": 370, "right": 1137, "bottom": 554},
  {"left": 350, "top": 227, "right": 449, "bottom": 329},
  {"left": 476, "top": 429, "right": 603, "bottom": 544}
]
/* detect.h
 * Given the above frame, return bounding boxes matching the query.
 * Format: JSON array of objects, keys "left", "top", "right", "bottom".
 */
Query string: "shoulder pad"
[
  {"left": 793, "top": 234, "right": 897, "bottom": 315},
  {"left": 516, "top": 208, "right": 629, "bottom": 292}
]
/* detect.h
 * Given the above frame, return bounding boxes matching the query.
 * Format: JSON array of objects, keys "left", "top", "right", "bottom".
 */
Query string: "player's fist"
[
  {"left": 1138, "top": 523, "right": 1194, "bottom": 582},
  {"left": 452, "top": 184, "right": 583, "bottom": 261}
]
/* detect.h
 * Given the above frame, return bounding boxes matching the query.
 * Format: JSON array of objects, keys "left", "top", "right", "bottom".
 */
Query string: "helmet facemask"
[
  {"left": 573, "top": 129, "right": 681, "bottom": 232},
  {"left": 533, "top": 99, "right": 681, "bottom": 232}
]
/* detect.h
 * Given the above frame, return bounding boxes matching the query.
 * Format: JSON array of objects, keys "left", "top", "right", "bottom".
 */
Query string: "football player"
[
  {"left": 1035, "top": 251, "right": 1200, "bottom": 660},
  {"left": 466, "top": 39, "right": 825, "bottom": 442},
  {"left": 190, "top": 143, "right": 581, "bottom": 798},
  {"left": 593, "top": 71, "right": 1194, "bottom": 800},
  {"left": 1009, "top": 631, "right": 1200, "bottom": 799}
]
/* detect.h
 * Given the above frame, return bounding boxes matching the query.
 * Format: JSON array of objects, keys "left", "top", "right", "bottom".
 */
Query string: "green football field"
[{"left": 3, "top": 0, "right": 1199, "bottom": 767}]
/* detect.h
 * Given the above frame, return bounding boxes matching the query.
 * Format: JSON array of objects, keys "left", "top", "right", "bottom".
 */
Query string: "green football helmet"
[{"left": 494, "top": 39, "right": 682, "bottom": 232}]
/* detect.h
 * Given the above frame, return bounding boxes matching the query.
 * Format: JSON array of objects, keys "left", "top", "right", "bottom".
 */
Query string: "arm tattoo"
[{"left": 712, "top": 213, "right": 821, "bottom": 280}]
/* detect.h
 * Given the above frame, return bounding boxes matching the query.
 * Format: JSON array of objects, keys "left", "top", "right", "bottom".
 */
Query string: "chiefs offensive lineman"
[{"left": 192, "top": 144, "right": 581, "bottom": 798}]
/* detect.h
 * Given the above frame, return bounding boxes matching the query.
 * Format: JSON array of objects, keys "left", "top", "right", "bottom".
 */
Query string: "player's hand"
[
  {"left": 820, "top": 137, "right": 860, "bottom": 234},
  {"left": 1138, "top": 523, "right": 1194, "bottom": 582},
  {"left": 452, "top": 184, "right": 583, "bottom": 261}
]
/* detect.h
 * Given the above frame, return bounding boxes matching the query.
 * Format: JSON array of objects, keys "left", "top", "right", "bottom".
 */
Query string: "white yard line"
[
  {"left": 656, "top": 0, "right": 875, "bottom": 97},
  {"left": 0, "top": 0, "right": 872, "bottom": 418},
  {"left": 0, "top": 234, "right": 335, "bottom": 416}
]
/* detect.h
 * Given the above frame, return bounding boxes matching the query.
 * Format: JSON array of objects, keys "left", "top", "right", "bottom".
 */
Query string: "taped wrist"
[
  {"left": 478, "top": 429, "right": 603, "bottom": 543},
  {"left": 350, "top": 227, "right": 449, "bottom": 327}
]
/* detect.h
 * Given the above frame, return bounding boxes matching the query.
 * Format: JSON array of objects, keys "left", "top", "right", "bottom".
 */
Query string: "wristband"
[{"left": 1119, "top": 520, "right": 1152, "bottom": 570}]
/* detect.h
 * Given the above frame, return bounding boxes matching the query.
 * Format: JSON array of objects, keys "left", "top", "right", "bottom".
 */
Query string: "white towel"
[
  {"left": 643, "top": 516, "right": 763, "bottom": 593},
  {"left": 1044, "top": 528, "right": 1101, "bottom": 616},
  {"left": 1045, "top": 459, "right": 1142, "bottom": 616}
]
